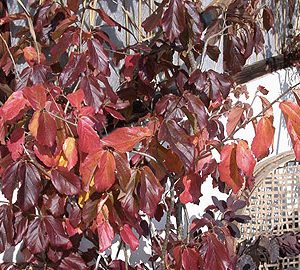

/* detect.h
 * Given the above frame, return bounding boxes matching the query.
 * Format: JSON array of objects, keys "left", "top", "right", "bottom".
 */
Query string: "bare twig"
[
  {"left": 0, "top": 34, "right": 21, "bottom": 81},
  {"left": 16, "top": 0, "right": 41, "bottom": 63},
  {"left": 200, "top": 25, "right": 230, "bottom": 69},
  {"left": 124, "top": 243, "right": 129, "bottom": 270},
  {"left": 46, "top": 111, "right": 77, "bottom": 126}
]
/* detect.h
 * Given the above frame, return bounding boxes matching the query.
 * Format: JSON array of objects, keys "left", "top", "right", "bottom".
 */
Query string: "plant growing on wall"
[{"left": 0, "top": 0, "right": 299, "bottom": 269}]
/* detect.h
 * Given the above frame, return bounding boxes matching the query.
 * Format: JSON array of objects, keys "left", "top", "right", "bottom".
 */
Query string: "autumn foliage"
[{"left": 0, "top": 0, "right": 299, "bottom": 269}]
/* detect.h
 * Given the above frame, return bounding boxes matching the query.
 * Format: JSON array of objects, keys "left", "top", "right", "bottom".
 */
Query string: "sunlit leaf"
[
  {"left": 120, "top": 224, "right": 139, "bottom": 251},
  {"left": 218, "top": 144, "right": 243, "bottom": 193},
  {"left": 251, "top": 117, "right": 274, "bottom": 160},
  {"left": 94, "top": 150, "right": 116, "bottom": 192},
  {"left": 23, "top": 84, "right": 47, "bottom": 110},
  {"left": 102, "top": 126, "right": 152, "bottom": 153}
]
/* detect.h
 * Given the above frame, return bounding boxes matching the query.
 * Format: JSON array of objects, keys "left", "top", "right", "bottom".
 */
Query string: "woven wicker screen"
[{"left": 240, "top": 151, "right": 300, "bottom": 269}]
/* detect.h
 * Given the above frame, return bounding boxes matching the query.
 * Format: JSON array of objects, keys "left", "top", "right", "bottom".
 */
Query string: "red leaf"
[
  {"left": 280, "top": 101, "right": 300, "bottom": 135},
  {"left": 251, "top": 117, "right": 274, "bottom": 160},
  {"left": 120, "top": 224, "right": 139, "bottom": 251},
  {"left": 179, "top": 174, "right": 203, "bottom": 204},
  {"left": 17, "top": 162, "right": 42, "bottom": 211},
  {"left": 37, "top": 111, "right": 57, "bottom": 147},
  {"left": 33, "top": 144, "right": 58, "bottom": 168},
  {"left": 87, "top": 39, "right": 110, "bottom": 76},
  {"left": 226, "top": 107, "right": 244, "bottom": 136},
  {"left": 123, "top": 54, "right": 140, "bottom": 81},
  {"left": 97, "top": 220, "right": 115, "bottom": 252},
  {"left": 80, "top": 150, "right": 101, "bottom": 191},
  {"left": 2, "top": 91, "right": 28, "bottom": 121},
  {"left": 182, "top": 247, "right": 203, "bottom": 270},
  {"left": 200, "top": 232, "right": 234, "bottom": 270},
  {"left": 94, "top": 150, "right": 116, "bottom": 192},
  {"left": 236, "top": 140, "right": 256, "bottom": 178},
  {"left": 279, "top": 101, "right": 300, "bottom": 160},
  {"left": 23, "top": 84, "right": 47, "bottom": 110},
  {"left": 67, "top": 89, "right": 84, "bottom": 109},
  {"left": 285, "top": 118, "right": 300, "bottom": 160},
  {"left": 102, "top": 126, "right": 152, "bottom": 153},
  {"left": 161, "top": 0, "right": 186, "bottom": 42},
  {"left": 218, "top": 144, "right": 243, "bottom": 193},
  {"left": 7, "top": 127, "right": 24, "bottom": 161},
  {"left": 77, "top": 116, "right": 101, "bottom": 153},
  {"left": 25, "top": 218, "right": 49, "bottom": 254},
  {"left": 59, "top": 53, "right": 87, "bottom": 87},
  {"left": 140, "top": 166, "right": 164, "bottom": 217},
  {"left": 43, "top": 215, "right": 72, "bottom": 249},
  {"left": 51, "top": 167, "right": 81, "bottom": 196}
]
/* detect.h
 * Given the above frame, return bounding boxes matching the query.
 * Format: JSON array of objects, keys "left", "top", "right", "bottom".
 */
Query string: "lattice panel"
[{"left": 240, "top": 162, "right": 300, "bottom": 269}]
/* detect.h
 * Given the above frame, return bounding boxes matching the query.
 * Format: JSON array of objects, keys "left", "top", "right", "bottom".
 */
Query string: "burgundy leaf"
[
  {"left": 200, "top": 232, "right": 234, "bottom": 270},
  {"left": 37, "top": 111, "right": 57, "bottom": 147},
  {"left": 161, "top": 0, "right": 186, "bottom": 42},
  {"left": 59, "top": 253, "right": 87, "bottom": 270},
  {"left": 262, "top": 7, "right": 274, "bottom": 32},
  {"left": 140, "top": 166, "right": 164, "bottom": 217},
  {"left": 25, "top": 218, "right": 49, "bottom": 254},
  {"left": 80, "top": 76, "right": 105, "bottom": 112},
  {"left": 158, "top": 120, "right": 195, "bottom": 172},
  {"left": 44, "top": 193, "right": 66, "bottom": 217},
  {"left": 13, "top": 211, "right": 28, "bottom": 245},
  {"left": 51, "top": 167, "right": 81, "bottom": 196},
  {"left": 44, "top": 215, "right": 71, "bottom": 249},
  {"left": 0, "top": 205, "right": 14, "bottom": 253},
  {"left": 142, "top": 0, "right": 167, "bottom": 32},
  {"left": 87, "top": 39, "right": 110, "bottom": 76},
  {"left": 224, "top": 34, "right": 245, "bottom": 75},
  {"left": 17, "top": 162, "right": 42, "bottom": 212},
  {"left": 184, "top": 92, "right": 208, "bottom": 130},
  {"left": 2, "top": 161, "right": 20, "bottom": 202},
  {"left": 59, "top": 53, "right": 86, "bottom": 87}
]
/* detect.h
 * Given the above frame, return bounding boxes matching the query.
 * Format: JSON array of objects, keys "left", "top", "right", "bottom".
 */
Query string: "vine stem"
[
  {"left": 229, "top": 80, "right": 300, "bottom": 139},
  {"left": 198, "top": 80, "right": 300, "bottom": 161},
  {"left": 161, "top": 180, "right": 175, "bottom": 270}
]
